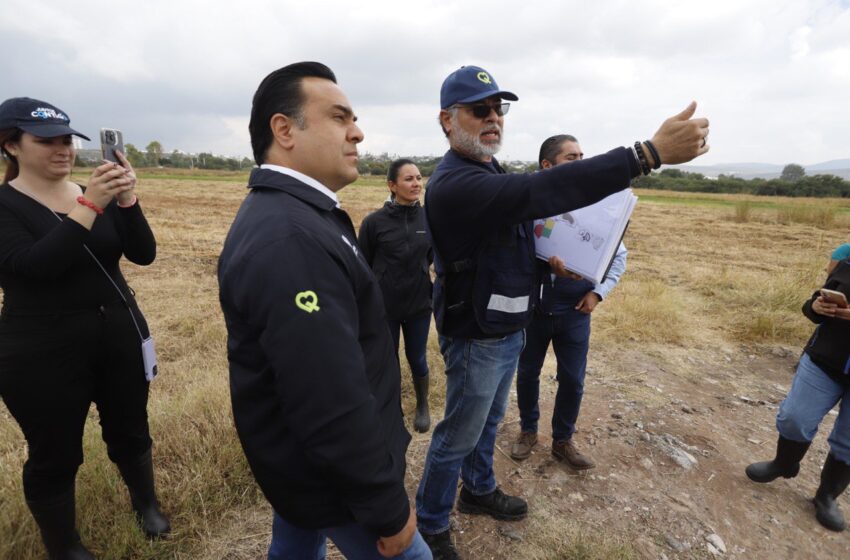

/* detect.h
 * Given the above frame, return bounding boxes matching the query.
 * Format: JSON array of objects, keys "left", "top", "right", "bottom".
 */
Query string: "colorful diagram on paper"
[
  {"left": 534, "top": 213, "right": 605, "bottom": 250},
  {"left": 533, "top": 218, "right": 556, "bottom": 238}
]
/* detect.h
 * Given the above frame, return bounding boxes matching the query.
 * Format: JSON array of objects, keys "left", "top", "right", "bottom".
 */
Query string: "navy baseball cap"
[
  {"left": 0, "top": 97, "right": 90, "bottom": 140},
  {"left": 440, "top": 65, "right": 518, "bottom": 109}
]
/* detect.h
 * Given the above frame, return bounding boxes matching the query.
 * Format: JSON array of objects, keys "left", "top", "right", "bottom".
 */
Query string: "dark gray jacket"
[
  {"left": 803, "top": 259, "right": 850, "bottom": 385},
  {"left": 358, "top": 200, "right": 432, "bottom": 321}
]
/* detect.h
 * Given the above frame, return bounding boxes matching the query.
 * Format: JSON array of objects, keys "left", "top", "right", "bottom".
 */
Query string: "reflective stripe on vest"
[{"left": 487, "top": 293, "right": 530, "bottom": 314}]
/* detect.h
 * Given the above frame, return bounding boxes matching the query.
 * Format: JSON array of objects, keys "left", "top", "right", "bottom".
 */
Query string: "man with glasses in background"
[{"left": 416, "top": 65, "right": 710, "bottom": 559}]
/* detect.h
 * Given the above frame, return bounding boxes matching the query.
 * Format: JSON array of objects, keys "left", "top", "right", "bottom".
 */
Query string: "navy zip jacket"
[
  {"left": 358, "top": 200, "right": 433, "bottom": 321},
  {"left": 218, "top": 168, "right": 411, "bottom": 537},
  {"left": 803, "top": 259, "right": 850, "bottom": 385},
  {"left": 425, "top": 148, "right": 639, "bottom": 339}
]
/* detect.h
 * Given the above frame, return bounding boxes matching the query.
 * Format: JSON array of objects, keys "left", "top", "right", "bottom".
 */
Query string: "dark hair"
[
  {"left": 0, "top": 128, "right": 23, "bottom": 183},
  {"left": 248, "top": 61, "right": 337, "bottom": 165},
  {"left": 387, "top": 158, "right": 417, "bottom": 183},
  {"left": 538, "top": 134, "right": 578, "bottom": 169}
]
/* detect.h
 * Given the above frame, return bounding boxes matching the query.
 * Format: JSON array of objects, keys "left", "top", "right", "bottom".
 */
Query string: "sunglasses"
[{"left": 453, "top": 102, "right": 511, "bottom": 118}]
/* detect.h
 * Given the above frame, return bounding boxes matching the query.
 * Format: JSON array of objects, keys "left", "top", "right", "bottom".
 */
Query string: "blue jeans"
[
  {"left": 776, "top": 352, "right": 850, "bottom": 464},
  {"left": 269, "top": 512, "right": 432, "bottom": 560},
  {"left": 388, "top": 312, "right": 431, "bottom": 378},
  {"left": 516, "top": 310, "right": 590, "bottom": 441},
  {"left": 415, "top": 331, "right": 524, "bottom": 534}
]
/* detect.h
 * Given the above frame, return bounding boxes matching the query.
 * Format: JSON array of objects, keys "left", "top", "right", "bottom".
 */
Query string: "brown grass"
[
  {"left": 776, "top": 205, "right": 837, "bottom": 228},
  {"left": 520, "top": 508, "right": 638, "bottom": 559},
  {"left": 1, "top": 174, "right": 847, "bottom": 558},
  {"left": 732, "top": 200, "right": 753, "bottom": 223}
]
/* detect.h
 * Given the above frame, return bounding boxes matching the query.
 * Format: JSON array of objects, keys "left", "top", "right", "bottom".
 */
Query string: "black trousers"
[{"left": 0, "top": 300, "right": 152, "bottom": 502}]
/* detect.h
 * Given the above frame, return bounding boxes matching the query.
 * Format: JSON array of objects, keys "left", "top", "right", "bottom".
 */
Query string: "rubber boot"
[
  {"left": 116, "top": 449, "right": 170, "bottom": 538},
  {"left": 26, "top": 487, "right": 96, "bottom": 560},
  {"left": 746, "top": 436, "right": 811, "bottom": 483},
  {"left": 412, "top": 374, "right": 431, "bottom": 433},
  {"left": 813, "top": 453, "right": 850, "bottom": 532}
]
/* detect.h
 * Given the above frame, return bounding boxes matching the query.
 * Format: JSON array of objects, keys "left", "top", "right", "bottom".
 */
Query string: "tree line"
[
  {"left": 359, "top": 157, "right": 849, "bottom": 198},
  {"left": 632, "top": 164, "right": 850, "bottom": 198},
  {"left": 355, "top": 153, "right": 535, "bottom": 177},
  {"left": 73, "top": 144, "right": 849, "bottom": 197},
  {"left": 75, "top": 140, "right": 254, "bottom": 171}
]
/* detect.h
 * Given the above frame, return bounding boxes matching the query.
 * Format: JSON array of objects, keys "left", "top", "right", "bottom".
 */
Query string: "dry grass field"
[{"left": 1, "top": 170, "right": 849, "bottom": 559}]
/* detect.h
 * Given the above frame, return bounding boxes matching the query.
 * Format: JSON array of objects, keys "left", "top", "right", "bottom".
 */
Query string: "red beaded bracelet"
[{"left": 76, "top": 196, "right": 104, "bottom": 215}]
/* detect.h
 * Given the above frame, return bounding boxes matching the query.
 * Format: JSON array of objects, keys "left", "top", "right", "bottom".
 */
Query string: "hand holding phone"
[
  {"left": 820, "top": 288, "right": 849, "bottom": 308},
  {"left": 100, "top": 128, "right": 125, "bottom": 166}
]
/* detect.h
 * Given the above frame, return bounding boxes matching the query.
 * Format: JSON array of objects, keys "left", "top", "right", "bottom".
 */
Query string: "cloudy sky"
[{"left": 3, "top": 0, "right": 849, "bottom": 166}]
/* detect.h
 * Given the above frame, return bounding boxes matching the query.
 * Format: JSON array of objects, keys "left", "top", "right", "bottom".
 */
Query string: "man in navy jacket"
[
  {"left": 218, "top": 62, "right": 430, "bottom": 560},
  {"left": 416, "top": 65, "right": 710, "bottom": 560}
]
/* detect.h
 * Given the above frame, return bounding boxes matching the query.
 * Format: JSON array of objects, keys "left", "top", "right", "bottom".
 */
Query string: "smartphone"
[
  {"left": 100, "top": 128, "right": 125, "bottom": 166},
  {"left": 820, "top": 288, "right": 849, "bottom": 308}
]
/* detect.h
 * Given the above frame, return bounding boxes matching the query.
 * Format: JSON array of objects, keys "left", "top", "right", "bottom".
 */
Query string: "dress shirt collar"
[{"left": 260, "top": 164, "right": 340, "bottom": 207}]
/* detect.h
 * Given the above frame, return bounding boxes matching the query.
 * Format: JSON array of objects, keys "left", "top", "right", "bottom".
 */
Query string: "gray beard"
[{"left": 450, "top": 114, "right": 501, "bottom": 159}]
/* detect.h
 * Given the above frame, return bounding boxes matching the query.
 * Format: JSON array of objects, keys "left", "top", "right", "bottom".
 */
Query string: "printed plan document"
[{"left": 533, "top": 189, "right": 637, "bottom": 284}]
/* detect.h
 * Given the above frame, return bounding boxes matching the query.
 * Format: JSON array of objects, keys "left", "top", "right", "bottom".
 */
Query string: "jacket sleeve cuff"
[
  {"left": 370, "top": 491, "right": 411, "bottom": 538},
  {"left": 625, "top": 146, "right": 641, "bottom": 178},
  {"left": 802, "top": 291, "right": 825, "bottom": 323}
]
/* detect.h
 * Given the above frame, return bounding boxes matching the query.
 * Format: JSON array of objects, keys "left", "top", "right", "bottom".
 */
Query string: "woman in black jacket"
[
  {"left": 0, "top": 97, "right": 169, "bottom": 559},
  {"left": 746, "top": 258, "right": 850, "bottom": 532},
  {"left": 359, "top": 159, "right": 433, "bottom": 432}
]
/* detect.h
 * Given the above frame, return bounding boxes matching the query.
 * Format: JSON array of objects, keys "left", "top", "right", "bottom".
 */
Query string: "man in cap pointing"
[{"left": 416, "top": 64, "right": 709, "bottom": 559}]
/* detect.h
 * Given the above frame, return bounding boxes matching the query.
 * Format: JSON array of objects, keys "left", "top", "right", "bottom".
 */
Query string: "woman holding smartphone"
[
  {"left": 359, "top": 159, "right": 434, "bottom": 433},
  {"left": 746, "top": 255, "right": 850, "bottom": 532},
  {"left": 0, "top": 97, "right": 169, "bottom": 559}
]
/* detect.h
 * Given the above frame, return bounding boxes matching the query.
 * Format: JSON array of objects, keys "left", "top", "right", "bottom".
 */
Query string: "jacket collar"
[
  {"left": 384, "top": 199, "right": 421, "bottom": 214},
  {"left": 443, "top": 149, "right": 505, "bottom": 174},
  {"left": 248, "top": 167, "right": 337, "bottom": 212}
]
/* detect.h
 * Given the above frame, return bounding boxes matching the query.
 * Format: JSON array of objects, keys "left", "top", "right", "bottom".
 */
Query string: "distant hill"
[{"left": 673, "top": 159, "right": 850, "bottom": 180}]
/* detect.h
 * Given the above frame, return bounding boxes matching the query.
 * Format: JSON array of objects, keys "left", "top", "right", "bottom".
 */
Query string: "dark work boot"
[
  {"left": 26, "top": 487, "right": 96, "bottom": 560},
  {"left": 457, "top": 486, "right": 527, "bottom": 521},
  {"left": 116, "top": 449, "right": 170, "bottom": 538},
  {"left": 412, "top": 374, "right": 431, "bottom": 433},
  {"left": 422, "top": 529, "right": 461, "bottom": 560},
  {"left": 813, "top": 454, "right": 850, "bottom": 532},
  {"left": 746, "top": 436, "right": 811, "bottom": 483}
]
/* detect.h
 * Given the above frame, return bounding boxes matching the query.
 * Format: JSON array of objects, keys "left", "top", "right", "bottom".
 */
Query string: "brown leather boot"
[
  {"left": 552, "top": 438, "right": 595, "bottom": 470},
  {"left": 510, "top": 431, "right": 538, "bottom": 461}
]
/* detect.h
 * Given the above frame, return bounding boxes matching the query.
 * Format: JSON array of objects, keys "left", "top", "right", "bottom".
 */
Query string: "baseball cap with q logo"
[{"left": 439, "top": 65, "right": 518, "bottom": 109}]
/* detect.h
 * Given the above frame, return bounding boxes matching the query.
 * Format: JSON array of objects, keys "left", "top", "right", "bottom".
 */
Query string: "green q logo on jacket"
[
  {"left": 295, "top": 291, "right": 320, "bottom": 313},
  {"left": 476, "top": 72, "right": 492, "bottom": 84}
]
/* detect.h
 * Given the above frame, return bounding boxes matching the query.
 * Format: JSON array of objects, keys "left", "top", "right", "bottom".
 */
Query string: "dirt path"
[
  {"left": 207, "top": 344, "right": 847, "bottom": 559},
  {"left": 423, "top": 343, "right": 849, "bottom": 559}
]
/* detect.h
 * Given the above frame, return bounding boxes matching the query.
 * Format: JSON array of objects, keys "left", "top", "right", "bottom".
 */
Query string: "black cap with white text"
[{"left": 0, "top": 97, "right": 91, "bottom": 140}]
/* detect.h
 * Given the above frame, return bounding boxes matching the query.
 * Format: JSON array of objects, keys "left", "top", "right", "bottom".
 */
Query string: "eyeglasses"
[{"left": 452, "top": 102, "right": 511, "bottom": 119}]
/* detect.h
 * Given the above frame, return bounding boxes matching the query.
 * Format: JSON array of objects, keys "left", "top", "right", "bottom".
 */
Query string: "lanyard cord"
[{"left": 78, "top": 242, "right": 146, "bottom": 343}]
